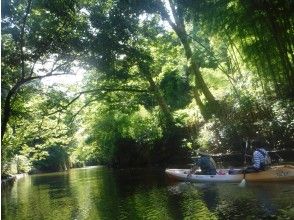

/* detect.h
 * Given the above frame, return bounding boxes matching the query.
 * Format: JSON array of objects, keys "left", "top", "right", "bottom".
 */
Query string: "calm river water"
[{"left": 2, "top": 166, "right": 294, "bottom": 219}]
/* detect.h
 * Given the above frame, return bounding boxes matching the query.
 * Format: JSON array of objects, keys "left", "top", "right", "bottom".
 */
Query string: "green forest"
[{"left": 2, "top": 0, "right": 294, "bottom": 176}]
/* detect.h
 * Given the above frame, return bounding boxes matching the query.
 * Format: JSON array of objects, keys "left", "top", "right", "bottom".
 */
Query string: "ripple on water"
[{"left": 2, "top": 167, "right": 294, "bottom": 220}]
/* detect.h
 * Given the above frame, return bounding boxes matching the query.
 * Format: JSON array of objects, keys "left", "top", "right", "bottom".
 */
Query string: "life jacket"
[
  {"left": 256, "top": 148, "right": 271, "bottom": 167},
  {"left": 198, "top": 156, "right": 217, "bottom": 175}
]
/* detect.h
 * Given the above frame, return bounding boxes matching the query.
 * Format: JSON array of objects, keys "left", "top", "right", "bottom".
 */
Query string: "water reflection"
[
  {"left": 168, "top": 181, "right": 294, "bottom": 219},
  {"left": 251, "top": 183, "right": 277, "bottom": 216},
  {"left": 167, "top": 183, "right": 217, "bottom": 219},
  {"left": 2, "top": 167, "right": 294, "bottom": 220}
]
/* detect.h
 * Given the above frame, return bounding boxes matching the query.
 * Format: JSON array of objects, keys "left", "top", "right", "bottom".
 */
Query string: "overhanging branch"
[{"left": 45, "top": 86, "right": 149, "bottom": 116}]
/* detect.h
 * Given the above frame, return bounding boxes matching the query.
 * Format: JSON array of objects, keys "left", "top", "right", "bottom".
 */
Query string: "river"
[{"left": 2, "top": 166, "right": 294, "bottom": 219}]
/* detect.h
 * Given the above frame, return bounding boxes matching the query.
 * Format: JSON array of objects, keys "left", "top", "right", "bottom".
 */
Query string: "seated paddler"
[
  {"left": 188, "top": 149, "right": 217, "bottom": 176},
  {"left": 244, "top": 138, "right": 271, "bottom": 173}
]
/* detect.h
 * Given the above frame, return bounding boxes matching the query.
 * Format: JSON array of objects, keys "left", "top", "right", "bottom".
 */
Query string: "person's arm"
[
  {"left": 187, "top": 158, "right": 202, "bottom": 176},
  {"left": 187, "top": 164, "right": 197, "bottom": 177}
]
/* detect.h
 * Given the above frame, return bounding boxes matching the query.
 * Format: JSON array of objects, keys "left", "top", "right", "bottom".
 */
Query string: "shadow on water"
[{"left": 2, "top": 166, "right": 294, "bottom": 220}]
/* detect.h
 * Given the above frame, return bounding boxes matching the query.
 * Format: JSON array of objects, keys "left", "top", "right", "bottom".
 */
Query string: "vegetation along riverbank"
[{"left": 2, "top": 0, "right": 293, "bottom": 180}]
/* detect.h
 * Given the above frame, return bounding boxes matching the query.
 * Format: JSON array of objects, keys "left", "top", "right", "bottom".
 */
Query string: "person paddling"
[
  {"left": 244, "top": 138, "right": 271, "bottom": 173},
  {"left": 188, "top": 150, "right": 217, "bottom": 177}
]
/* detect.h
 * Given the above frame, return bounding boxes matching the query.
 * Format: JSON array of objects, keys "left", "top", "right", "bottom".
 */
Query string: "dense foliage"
[{"left": 1, "top": 0, "right": 293, "bottom": 175}]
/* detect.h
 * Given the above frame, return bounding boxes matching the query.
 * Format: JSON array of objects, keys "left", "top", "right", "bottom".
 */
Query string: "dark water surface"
[{"left": 2, "top": 166, "right": 294, "bottom": 219}]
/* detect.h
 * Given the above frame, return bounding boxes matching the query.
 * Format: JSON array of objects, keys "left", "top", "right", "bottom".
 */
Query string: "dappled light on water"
[{"left": 2, "top": 167, "right": 294, "bottom": 219}]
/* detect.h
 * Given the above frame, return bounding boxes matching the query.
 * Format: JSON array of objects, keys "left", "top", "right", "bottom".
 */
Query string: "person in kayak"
[
  {"left": 188, "top": 150, "right": 217, "bottom": 176},
  {"left": 244, "top": 139, "right": 271, "bottom": 173}
]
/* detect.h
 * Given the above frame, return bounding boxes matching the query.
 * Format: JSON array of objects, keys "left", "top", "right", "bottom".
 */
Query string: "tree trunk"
[
  {"left": 1, "top": 89, "right": 16, "bottom": 142},
  {"left": 162, "top": 0, "right": 219, "bottom": 118},
  {"left": 266, "top": 11, "right": 293, "bottom": 96},
  {"left": 140, "top": 63, "right": 175, "bottom": 127},
  {"left": 2, "top": 0, "right": 33, "bottom": 143},
  {"left": 192, "top": 87, "right": 207, "bottom": 119}
]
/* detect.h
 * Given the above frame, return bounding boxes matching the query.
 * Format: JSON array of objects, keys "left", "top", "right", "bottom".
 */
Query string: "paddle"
[
  {"left": 186, "top": 164, "right": 196, "bottom": 181},
  {"left": 186, "top": 155, "right": 199, "bottom": 180},
  {"left": 275, "top": 152, "right": 284, "bottom": 163},
  {"left": 239, "top": 140, "right": 249, "bottom": 187}
]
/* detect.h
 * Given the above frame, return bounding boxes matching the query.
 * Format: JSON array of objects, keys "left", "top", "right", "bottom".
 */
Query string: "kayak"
[{"left": 165, "top": 165, "right": 294, "bottom": 183}]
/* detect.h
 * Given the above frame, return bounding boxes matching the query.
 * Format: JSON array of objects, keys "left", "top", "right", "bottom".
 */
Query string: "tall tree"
[
  {"left": 121, "top": 0, "right": 221, "bottom": 119},
  {"left": 82, "top": 0, "right": 175, "bottom": 128},
  {"left": 1, "top": 0, "right": 84, "bottom": 142},
  {"left": 182, "top": 0, "right": 294, "bottom": 98}
]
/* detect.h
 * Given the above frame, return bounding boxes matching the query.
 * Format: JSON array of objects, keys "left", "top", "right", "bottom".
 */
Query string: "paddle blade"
[{"left": 239, "top": 179, "right": 246, "bottom": 187}]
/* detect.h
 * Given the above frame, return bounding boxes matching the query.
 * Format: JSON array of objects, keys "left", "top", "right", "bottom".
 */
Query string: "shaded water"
[{"left": 2, "top": 166, "right": 294, "bottom": 219}]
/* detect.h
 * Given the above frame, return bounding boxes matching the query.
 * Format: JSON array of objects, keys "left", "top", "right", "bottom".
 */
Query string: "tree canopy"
[{"left": 2, "top": 0, "right": 293, "bottom": 174}]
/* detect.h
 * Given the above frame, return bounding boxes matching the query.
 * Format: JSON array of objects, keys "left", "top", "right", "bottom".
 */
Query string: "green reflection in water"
[
  {"left": 68, "top": 167, "right": 101, "bottom": 219},
  {"left": 93, "top": 168, "right": 173, "bottom": 220},
  {"left": 2, "top": 172, "right": 74, "bottom": 220},
  {"left": 2, "top": 167, "right": 294, "bottom": 220},
  {"left": 123, "top": 187, "right": 172, "bottom": 219},
  {"left": 179, "top": 184, "right": 217, "bottom": 220},
  {"left": 2, "top": 167, "right": 175, "bottom": 220}
]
